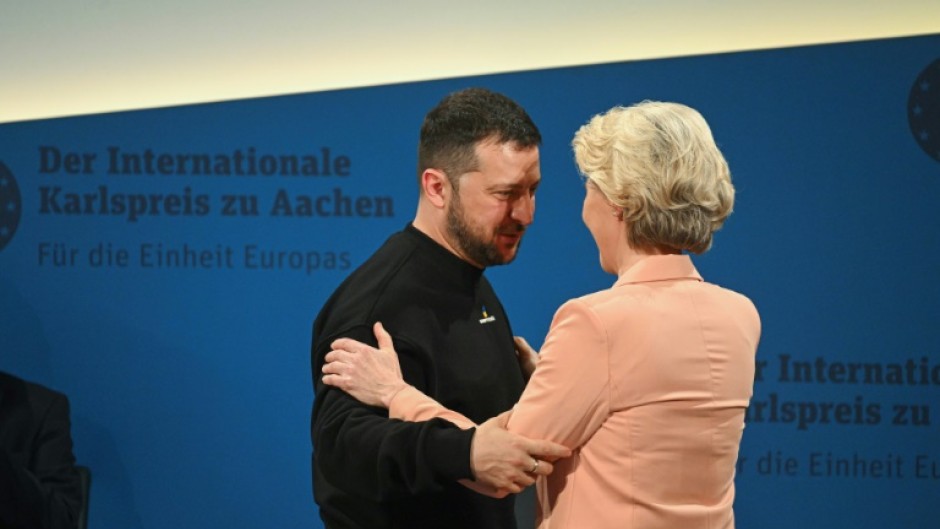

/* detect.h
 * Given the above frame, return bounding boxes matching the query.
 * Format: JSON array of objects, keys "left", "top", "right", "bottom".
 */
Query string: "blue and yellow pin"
[{"left": 479, "top": 305, "right": 496, "bottom": 324}]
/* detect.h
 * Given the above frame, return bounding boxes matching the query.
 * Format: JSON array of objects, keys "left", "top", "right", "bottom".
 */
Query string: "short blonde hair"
[{"left": 572, "top": 101, "right": 734, "bottom": 254}]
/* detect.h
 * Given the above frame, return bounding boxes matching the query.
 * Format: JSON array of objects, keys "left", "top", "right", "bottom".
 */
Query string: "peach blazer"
[{"left": 389, "top": 254, "right": 761, "bottom": 528}]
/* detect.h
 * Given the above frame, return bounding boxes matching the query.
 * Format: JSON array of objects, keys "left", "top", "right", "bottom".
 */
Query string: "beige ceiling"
[{"left": 2, "top": 0, "right": 938, "bottom": 123}]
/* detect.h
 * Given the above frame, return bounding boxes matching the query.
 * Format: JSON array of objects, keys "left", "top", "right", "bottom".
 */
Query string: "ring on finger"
[{"left": 529, "top": 460, "right": 539, "bottom": 473}]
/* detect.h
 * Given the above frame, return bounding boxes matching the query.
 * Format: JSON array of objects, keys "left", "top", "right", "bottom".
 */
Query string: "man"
[
  {"left": 311, "top": 87, "right": 567, "bottom": 529},
  {"left": 0, "top": 371, "right": 83, "bottom": 529}
]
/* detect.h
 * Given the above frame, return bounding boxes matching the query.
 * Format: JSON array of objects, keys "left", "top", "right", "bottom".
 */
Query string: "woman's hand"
[{"left": 322, "top": 322, "right": 407, "bottom": 408}]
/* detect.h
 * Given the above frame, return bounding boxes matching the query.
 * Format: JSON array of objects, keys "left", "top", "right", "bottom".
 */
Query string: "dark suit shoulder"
[
  {"left": 1, "top": 372, "right": 66, "bottom": 414},
  {"left": 0, "top": 373, "right": 68, "bottom": 411}
]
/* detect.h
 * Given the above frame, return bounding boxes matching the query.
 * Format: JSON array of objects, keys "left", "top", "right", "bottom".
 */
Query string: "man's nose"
[{"left": 511, "top": 194, "right": 535, "bottom": 226}]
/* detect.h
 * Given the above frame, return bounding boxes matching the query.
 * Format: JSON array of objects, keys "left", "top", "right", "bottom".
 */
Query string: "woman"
[{"left": 323, "top": 101, "right": 761, "bottom": 528}]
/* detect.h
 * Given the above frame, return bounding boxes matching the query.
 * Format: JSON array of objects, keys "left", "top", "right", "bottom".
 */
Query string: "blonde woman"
[{"left": 323, "top": 101, "right": 761, "bottom": 529}]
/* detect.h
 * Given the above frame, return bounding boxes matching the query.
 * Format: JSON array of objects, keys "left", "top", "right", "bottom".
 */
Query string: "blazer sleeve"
[
  {"left": 389, "top": 298, "right": 612, "bottom": 451},
  {"left": 311, "top": 325, "right": 474, "bottom": 503},
  {"left": 388, "top": 385, "right": 476, "bottom": 429},
  {"left": 506, "top": 299, "right": 610, "bottom": 449}
]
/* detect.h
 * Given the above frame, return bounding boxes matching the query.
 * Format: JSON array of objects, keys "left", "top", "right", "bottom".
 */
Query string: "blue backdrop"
[{"left": 1, "top": 34, "right": 938, "bottom": 528}]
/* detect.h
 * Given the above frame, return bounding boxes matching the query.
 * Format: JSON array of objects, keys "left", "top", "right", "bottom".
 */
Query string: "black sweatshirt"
[{"left": 311, "top": 224, "right": 526, "bottom": 529}]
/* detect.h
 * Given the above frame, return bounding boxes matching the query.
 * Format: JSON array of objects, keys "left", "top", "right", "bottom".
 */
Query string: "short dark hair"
[{"left": 417, "top": 87, "right": 541, "bottom": 189}]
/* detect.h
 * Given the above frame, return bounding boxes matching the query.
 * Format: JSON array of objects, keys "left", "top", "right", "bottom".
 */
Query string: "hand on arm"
[
  {"left": 313, "top": 322, "right": 479, "bottom": 502},
  {"left": 321, "top": 322, "right": 571, "bottom": 498},
  {"left": 513, "top": 336, "right": 539, "bottom": 380},
  {"left": 322, "top": 322, "right": 408, "bottom": 408},
  {"left": 465, "top": 410, "right": 570, "bottom": 497}
]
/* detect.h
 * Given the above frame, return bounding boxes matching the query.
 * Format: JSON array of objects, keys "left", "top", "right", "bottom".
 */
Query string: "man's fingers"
[
  {"left": 470, "top": 413, "right": 563, "bottom": 494},
  {"left": 493, "top": 409, "right": 512, "bottom": 428},
  {"left": 496, "top": 474, "right": 530, "bottom": 493},
  {"left": 506, "top": 481, "right": 525, "bottom": 494},
  {"left": 515, "top": 472, "right": 535, "bottom": 488},
  {"left": 526, "top": 439, "right": 571, "bottom": 460},
  {"left": 531, "top": 459, "right": 554, "bottom": 476},
  {"left": 458, "top": 479, "right": 510, "bottom": 499}
]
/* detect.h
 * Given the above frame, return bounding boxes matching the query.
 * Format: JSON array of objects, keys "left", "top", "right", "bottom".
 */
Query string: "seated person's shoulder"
[{"left": 0, "top": 371, "right": 68, "bottom": 415}]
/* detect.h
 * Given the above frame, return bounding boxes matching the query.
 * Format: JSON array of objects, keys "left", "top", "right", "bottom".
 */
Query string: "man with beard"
[{"left": 310, "top": 88, "right": 568, "bottom": 529}]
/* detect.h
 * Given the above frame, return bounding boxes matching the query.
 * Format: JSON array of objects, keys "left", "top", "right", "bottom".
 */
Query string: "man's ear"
[{"left": 421, "top": 168, "right": 450, "bottom": 208}]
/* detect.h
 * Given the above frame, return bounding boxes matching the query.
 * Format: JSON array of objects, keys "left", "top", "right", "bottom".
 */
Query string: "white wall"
[{"left": 2, "top": 0, "right": 939, "bottom": 123}]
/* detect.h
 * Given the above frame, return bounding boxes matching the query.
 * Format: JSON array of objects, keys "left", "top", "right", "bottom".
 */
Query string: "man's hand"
[
  {"left": 322, "top": 322, "right": 407, "bottom": 408},
  {"left": 513, "top": 336, "right": 539, "bottom": 380},
  {"left": 469, "top": 410, "right": 570, "bottom": 496}
]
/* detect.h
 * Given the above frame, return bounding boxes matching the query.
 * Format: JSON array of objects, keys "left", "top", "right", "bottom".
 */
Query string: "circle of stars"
[
  {"left": 0, "top": 161, "right": 22, "bottom": 252},
  {"left": 908, "top": 58, "right": 940, "bottom": 163}
]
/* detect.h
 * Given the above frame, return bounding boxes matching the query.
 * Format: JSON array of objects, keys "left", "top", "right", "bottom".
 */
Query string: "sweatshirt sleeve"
[{"left": 311, "top": 325, "right": 474, "bottom": 503}]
